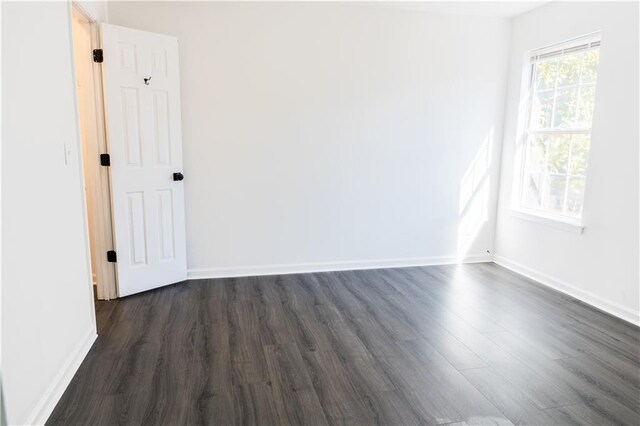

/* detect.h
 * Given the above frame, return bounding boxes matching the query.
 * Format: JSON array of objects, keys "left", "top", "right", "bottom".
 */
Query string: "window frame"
[{"left": 511, "top": 33, "right": 601, "bottom": 231}]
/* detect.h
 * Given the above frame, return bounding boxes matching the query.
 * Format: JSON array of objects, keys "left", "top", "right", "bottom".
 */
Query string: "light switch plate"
[{"left": 64, "top": 141, "right": 73, "bottom": 165}]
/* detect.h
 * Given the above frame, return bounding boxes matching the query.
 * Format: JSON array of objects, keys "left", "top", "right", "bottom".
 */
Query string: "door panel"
[
  {"left": 127, "top": 191, "right": 147, "bottom": 266},
  {"left": 152, "top": 90, "right": 171, "bottom": 165},
  {"left": 121, "top": 87, "right": 142, "bottom": 166},
  {"left": 101, "top": 23, "right": 187, "bottom": 297},
  {"left": 157, "top": 189, "right": 175, "bottom": 261}
]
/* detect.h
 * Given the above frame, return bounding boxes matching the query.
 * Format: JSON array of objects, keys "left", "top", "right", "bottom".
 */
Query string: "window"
[{"left": 517, "top": 35, "right": 600, "bottom": 223}]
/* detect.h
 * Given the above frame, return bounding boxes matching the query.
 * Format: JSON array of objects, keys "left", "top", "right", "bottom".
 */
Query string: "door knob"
[{"left": 173, "top": 172, "right": 184, "bottom": 181}]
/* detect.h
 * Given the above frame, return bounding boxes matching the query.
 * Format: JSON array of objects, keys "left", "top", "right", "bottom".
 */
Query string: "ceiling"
[{"left": 359, "top": 1, "right": 552, "bottom": 18}]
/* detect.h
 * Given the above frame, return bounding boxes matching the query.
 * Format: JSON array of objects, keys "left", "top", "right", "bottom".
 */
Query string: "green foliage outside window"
[{"left": 521, "top": 46, "right": 599, "bottom": 219}]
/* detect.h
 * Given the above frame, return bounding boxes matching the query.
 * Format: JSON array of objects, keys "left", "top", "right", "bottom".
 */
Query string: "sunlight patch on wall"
[{"left": 457, "top": 129, "right": 493, "bottom": 261}]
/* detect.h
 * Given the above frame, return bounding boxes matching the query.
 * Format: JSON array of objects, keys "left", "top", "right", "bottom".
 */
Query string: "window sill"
[{"left": 508, "top": 208, "right": 584, "bottom": 234}]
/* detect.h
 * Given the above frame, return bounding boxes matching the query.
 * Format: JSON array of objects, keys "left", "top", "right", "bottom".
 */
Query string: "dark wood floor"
[{"left": 48, "top": 263, "right": 639, "bottom": 425}]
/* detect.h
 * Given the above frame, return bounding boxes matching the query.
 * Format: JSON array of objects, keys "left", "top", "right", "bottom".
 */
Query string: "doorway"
[
  {"left": 71, "top": 5, "right": 188, "bottom": 305},
  {"left": 71, "top": 2, "right": 118, "bottom": 302}
]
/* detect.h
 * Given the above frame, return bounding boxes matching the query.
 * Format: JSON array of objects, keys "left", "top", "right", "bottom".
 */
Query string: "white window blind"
[{"left": 530, "top": 39, "right": 601, "bottom": 62}]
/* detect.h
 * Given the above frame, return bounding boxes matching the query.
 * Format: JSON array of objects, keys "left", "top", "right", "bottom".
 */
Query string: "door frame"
[{"left": 71, "top": 1, "right": 119, "bottom": 300}]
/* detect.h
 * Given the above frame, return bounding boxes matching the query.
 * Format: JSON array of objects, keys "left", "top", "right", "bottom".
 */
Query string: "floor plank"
[{"left": 48, "top": 263, "right": 640, "bottom": 425}]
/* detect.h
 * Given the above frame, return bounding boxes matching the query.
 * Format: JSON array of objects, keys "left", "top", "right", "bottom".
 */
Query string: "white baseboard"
[
  {"left": 187, "top": 254, "right": 493, "bottom": 280},
  {"left": 494, "top": 255, "right": 640, "bottom": 327},
  {"left": 24, "top": 330, "right": 97, "bottom": 426}
]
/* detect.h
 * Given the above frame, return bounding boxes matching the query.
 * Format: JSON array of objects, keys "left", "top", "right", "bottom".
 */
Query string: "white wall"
[
  {"left": 107, "top": 2, "right": 511, "bottom": 277},
  {"left": 2, "top": 2, "right": 98, "bottom": 424},
  {"left": 494, "top": 2, "right": 640, "bottom": 324}
]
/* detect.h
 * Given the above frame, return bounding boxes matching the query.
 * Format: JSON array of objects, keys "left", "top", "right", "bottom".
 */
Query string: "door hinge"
[
  {"left": 107, "top": 250, "right": 117, "bottom": 263},
  {"left": 93, "top": 48, "right": 104, "bottom": 63},
  {"left": 100, "top": 153, "right": 111, "bottom": 166}
]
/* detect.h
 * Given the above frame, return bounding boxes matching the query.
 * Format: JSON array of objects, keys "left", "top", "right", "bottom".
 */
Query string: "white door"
[{"left": 101, "top": 24, "right": 187, "bottom": 297}]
